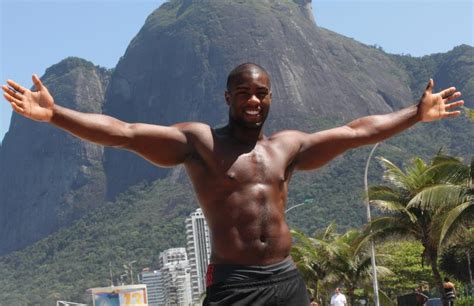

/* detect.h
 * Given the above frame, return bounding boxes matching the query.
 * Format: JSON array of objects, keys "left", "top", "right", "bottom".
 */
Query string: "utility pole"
[{"left": 364, "top": 143, "right": 380, "bottom": 306}]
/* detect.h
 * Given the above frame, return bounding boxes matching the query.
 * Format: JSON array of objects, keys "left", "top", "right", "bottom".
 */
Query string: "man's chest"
[{"left": 193, "top": 138, "right": 296, "bottom": 185}]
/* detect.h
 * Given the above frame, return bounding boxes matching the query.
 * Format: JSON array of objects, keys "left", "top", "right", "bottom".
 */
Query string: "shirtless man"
[{"left": 2, "top": 63, "right": 464, "bottom": 305}]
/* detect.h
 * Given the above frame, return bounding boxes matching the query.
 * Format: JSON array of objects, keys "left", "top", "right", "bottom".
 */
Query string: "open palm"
[
  {"left": 2, "top": 74, "right": 54, "bottom": 122},
  {"left": 418, "top": 79, "right": 464, "bottom": 122}
]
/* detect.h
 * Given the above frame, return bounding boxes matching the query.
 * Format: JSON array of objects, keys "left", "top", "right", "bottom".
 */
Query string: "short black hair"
[
  {"left": 444, "top": 277, "right": 450, "bottom": 282},
  {"left": 226, "top": 63, "right": 270, "bottom": 91}
]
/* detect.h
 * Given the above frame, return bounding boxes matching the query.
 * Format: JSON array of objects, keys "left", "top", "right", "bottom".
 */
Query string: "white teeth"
[{"left": 245, "top": 110, "right": 259, "bottom": 115}]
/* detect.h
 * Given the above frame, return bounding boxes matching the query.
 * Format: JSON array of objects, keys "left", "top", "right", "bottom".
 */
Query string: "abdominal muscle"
[
  {"left": 184, "top": 132, "right": 296, "bottom": 266},
  {"left": 198, "top": 183, "right": 293, "bottom": 266}
]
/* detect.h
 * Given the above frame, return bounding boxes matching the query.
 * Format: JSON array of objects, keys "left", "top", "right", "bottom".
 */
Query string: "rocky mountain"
[
  {"left": 0, "top": 0, "right": 472, "bottom": 260},
  {"left": 103, "top": 0, "right": 417, "bottom": 197},
  {"left": 0, "top": 58, "right": 110, "bottom": 255}
]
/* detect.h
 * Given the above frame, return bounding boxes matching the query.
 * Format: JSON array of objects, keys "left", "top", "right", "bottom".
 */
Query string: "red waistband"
[{"left": 206, "top": 264, "right": 216, "bottom": 287}]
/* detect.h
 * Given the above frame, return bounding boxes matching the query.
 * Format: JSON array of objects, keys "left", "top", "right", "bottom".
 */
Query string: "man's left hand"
[{"left": 418, "top": 79, "right": 464, "bottom": 122}]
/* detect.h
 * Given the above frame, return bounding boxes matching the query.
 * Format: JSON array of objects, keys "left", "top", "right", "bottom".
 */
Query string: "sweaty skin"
[{"left": 2, "top": 64, "right": 465, "bottom": 265}]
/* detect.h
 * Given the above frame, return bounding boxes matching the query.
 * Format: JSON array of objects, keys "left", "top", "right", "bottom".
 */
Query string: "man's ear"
[{"left": 225, "top": 91, "right": 230, "bottom": 105}]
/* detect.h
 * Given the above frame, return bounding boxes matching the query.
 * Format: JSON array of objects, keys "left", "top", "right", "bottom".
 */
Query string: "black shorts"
[{"left": 203, "top": 258, "right": 309, "bottom": 306}]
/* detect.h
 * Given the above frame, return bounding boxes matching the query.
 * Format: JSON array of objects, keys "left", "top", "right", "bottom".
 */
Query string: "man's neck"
[{"left": 226, "top": 121, "right": 265, "bottom": 144}]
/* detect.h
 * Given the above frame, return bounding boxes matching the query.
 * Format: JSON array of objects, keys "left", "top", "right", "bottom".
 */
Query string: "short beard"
[{"left": 229, "top": 114, "right": 265, "bottom": 129}]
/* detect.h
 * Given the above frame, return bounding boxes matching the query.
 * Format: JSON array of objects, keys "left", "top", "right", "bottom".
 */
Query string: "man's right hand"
[{"left": 2, "top": 74, "right": 54, "bottom": 122}]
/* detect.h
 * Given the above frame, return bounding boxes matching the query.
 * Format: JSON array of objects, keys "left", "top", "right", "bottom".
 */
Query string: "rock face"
[
  {"left": 0, "top": 0, "right": 472, "bottom": 256},
  {"left": 104, "top": 0, "right": 413, "bottom": 198},
  {"left": 0, "top": 58, "right": 110, "bottom": 255}
]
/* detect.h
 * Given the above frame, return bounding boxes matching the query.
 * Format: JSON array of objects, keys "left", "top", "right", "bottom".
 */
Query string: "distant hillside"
[
  {"left": 0, "top": 58, "right": 110, "bottom": 255},
  {"left": 0, "top": 179, "right": 196, "bottom": 305},
  {"left": 390, "top": 44, "right": 474, "bottom": 106}
]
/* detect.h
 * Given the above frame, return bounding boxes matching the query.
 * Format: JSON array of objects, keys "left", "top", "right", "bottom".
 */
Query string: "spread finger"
[{"left": 6, "top": 80, "right": 26, "bottom": 94}]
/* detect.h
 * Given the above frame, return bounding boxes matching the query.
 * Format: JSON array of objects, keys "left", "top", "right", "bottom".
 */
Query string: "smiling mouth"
[{"left": 245, "top": 110, "right": 260, "bottom": 116}]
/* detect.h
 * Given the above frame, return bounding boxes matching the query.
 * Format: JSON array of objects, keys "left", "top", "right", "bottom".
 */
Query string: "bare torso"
[{"left": 184, "top": 125, "right": 300, "bottom": 265}]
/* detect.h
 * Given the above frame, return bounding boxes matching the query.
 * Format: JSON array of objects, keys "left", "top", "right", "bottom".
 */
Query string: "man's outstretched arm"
[
  {"left": 294, "top": 79, "right": 465, "bottom": 170},
  {"left": 2, "top": 75, "right": 193, "bottom": 167}
]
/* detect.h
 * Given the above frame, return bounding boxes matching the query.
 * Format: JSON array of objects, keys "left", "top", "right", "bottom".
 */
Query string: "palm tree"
[
  {"left": 292, "top": 225, "right": 393, "bottom": 305},
  {"left": 440, "top": 226, "right": 474, "bottom": 290},
  {"left": 291, "top": 223, "right": 339, "bottom": 304},
  {"left": 363, "top": 153, "right": 473, "bottom": 305},
  {"left": 330, "top": 229, "right": 393, "bottom": 306}
]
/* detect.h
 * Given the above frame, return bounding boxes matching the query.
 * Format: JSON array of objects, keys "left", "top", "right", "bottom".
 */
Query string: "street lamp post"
[
  {"left": 123, "top": 260, "right": 137, "bottom": 285},
  {"left": 285, "top": 198, "right": 313, "bottom": 214},
  {"left": 120, "top": 273, "right": 128, "bottom": 286},
  {"left": 129, "top": 260, "right": 136, "bottom": 284},
  {"left": 365, "top": 143, "right": 380, "bottom": 306}
]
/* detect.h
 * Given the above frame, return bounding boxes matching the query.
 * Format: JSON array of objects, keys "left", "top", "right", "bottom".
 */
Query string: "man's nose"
[{"left": 247, "top": 94, "right": 260, "bottom": 105}]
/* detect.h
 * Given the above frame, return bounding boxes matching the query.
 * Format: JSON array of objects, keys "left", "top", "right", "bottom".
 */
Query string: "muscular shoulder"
[
  {"left": 173, "top": 122, "right": 212, "bottom": 139},
  {"left": 269, "top": 130, "right": 307, "bottom": 147},
  {"left": 172, "top": 122, "right": 215, "bottom": 157},
  {"left": 267, "top": 130, "right": 307, "bottom": 162}
]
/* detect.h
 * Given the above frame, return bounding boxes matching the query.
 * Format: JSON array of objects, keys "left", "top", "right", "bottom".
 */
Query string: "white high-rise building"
[
  {"left": 159, "top": 247, "right": 193, "bottom": 306},
  {"left": 159, "top": 247, "right": 188, "bottom": 267},
  {"left": 138, "top": 269, "right": 165, "bottom": 306},
  {"left": 185, "top": 208, "right": 211, "bottom": 304}
]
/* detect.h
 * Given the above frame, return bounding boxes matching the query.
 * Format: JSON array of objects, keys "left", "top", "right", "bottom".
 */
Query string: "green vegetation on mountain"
[
  {"left": 0, "top": 179, "right": 196, "bottom": 305},
  {"left": 390, "top": 45, "right": 474, "bottom": 104}
]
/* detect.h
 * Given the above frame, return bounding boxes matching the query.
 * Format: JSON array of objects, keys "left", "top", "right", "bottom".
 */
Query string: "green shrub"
[{"left": 455, "top": 296, "right": 474, "bottom": 306}]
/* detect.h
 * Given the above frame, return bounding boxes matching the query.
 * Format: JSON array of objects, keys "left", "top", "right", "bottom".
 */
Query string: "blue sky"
[{"left": 1, "top": 0, "right": 473, "bottom": 143}]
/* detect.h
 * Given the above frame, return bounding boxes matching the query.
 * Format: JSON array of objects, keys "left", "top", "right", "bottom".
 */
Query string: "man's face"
[
  {"left": 225, "top": 69, "right": 272, "bottom": 128},
  {"left": 335, "top": 288, "right": 341, "bottom": 294}
]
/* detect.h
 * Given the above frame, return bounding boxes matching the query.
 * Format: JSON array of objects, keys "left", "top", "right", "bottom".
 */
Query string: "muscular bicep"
[
  {"left": 122, "top": 122, "right": 193, "bottom": 167},
  {"left": 294, "top": 126, "right": 359, "bottom": 170}
]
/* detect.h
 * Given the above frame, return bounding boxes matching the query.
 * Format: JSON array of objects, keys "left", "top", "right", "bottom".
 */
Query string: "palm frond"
[
  {"left": 426, "top": 158, "right": 469, "bottom": 184},
  {"left": 439, "top": 201, "right": 474, "bottom": 248},
  {"left": 363, "top": 284, "right": 395, "bottom": 306},
  {"left": 375, "top": 266, "right": 393, "bottom": 279},
  {"left": 370, "top": 199, "right": 407, "bottom": 212},
  {"left": 369, "top": 185, "right": 401, "bottom": 200},
  {"left": 378, "top": 289, "right": 396, "bottom": 306},
  {"left": 407, "top": 184, "right": 469, "bottom": 211},
  {"left": 470, "top": 157, "right": 474, "bottom": 186},
  {"left": 358, "top": 217, "right": 416, "bottom": 252},
  {"left": 319, "top": 221, "right": 338, "bottom": 241},
  {"left": 354, "top": 256, "right": 373, "bottom": 278},
  {"left": 378, "top": 157, "right": 411, "bottom": 190},
  {"left": 463, "top": 106, "right": 474, "bottom": 120}
]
